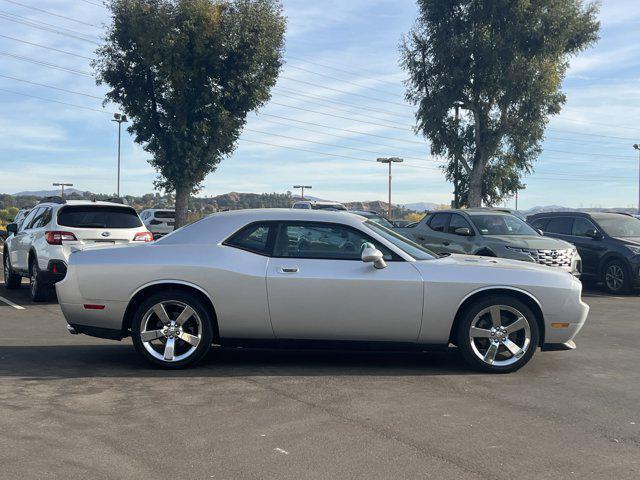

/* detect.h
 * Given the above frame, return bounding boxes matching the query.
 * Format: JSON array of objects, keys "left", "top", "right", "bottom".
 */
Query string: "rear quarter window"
[{"left": 57, "top": 206, "right": 142, "bottom": 229}]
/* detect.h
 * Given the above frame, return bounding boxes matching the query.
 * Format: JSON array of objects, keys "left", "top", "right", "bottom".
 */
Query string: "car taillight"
[
  {"left": 133, "top": 231, "right": 154, "bottom": 242},
  {"left": 45, "top": 231, "right": 77, "bottom": 245}
]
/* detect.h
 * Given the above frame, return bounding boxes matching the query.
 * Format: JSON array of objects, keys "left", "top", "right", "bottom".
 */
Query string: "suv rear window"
[
  {"left": 154, "top": 211, "right": 175, "bottom": 219},
  {"left": 58, "top": 206, "right": 142, "bottom": 229}
]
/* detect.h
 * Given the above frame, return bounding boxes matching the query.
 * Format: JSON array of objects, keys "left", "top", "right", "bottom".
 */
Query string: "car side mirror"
[
  {"left": 6, "top": 223, "right": 17, "bottom": 234},
  {"left": 536, "top": 228, "right": 544, "bottom": 236},
  {"left": 361, "top": 247, "right": 387, "bottom": 269},
  {"left": 454, "top": 227, "right": 472, "bottom": 236},
  {"left": 588, "top": 229, "right": 603, "bottom": 240}
]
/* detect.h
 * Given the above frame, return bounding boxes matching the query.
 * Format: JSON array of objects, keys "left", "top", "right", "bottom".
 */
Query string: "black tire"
[
  {"left": 457, "top": 294, "right": 540, "bottom": 373},
  {"left": 602, "top": 259, "right": 631, "bottom": 294},
  {"left": 131, "top": 291, "right": 214, "bottom": 369},
  {"left": 3, "top": 254, "right": 22, "bottom": 289},
  {"left": 29, "top": 257, "right": 49, "bottom": 302}
]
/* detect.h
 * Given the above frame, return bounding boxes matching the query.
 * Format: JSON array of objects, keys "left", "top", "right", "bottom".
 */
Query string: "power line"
[
  {"left": 272, "top": 90, "right": 411, "bottom": 128},
  {"left": 0, "top": 50, "right": 92, "bottom": 76},
  {"left": 244, "top": 127, "right": 440, "bottom": 164},
  {"left": 0, "top": 73, "right": 103, "bottom": 99},
  {"left": 280, "top": 76, "right": 412, "bottom": 110},
  {"left": 0, "top": 87, "right": 113, "bottom": 113},
  {"left": 269, "top": 101, "right": 411, "bottom": 131},
  {"left": 239, "top": 137, "right": 441, "bottom": 171},
  {"left": 78, "top": 0, "right": 106, "bottom": 8},
  {"left": 0, "top": 11, "right": 100, "bottom": 44},
  {"left": 0, "top": 33, "right": 94, "bottom": 60},
  {"left": 1, "top": 0, "right": 101, "bottom": 28},
  {"left": 284, "top": 64, "right": 403, "bottom": 98}
]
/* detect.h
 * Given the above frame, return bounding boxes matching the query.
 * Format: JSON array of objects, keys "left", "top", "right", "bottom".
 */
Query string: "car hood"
[{"left": 482, "top": 235, "right": 573, "bottom": 249}]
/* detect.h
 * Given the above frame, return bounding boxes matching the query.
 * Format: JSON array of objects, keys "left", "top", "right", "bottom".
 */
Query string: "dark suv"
[{"left": 527, "top": 212, "right": 640, "bottom": 293}]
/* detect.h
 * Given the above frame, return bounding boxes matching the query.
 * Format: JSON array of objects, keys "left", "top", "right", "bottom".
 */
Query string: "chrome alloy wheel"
[
  {"left": 469, "top": 305, "right": 531, "bottom": 367},
  {"left": 140, "top": 300, "right": 203, "bottom": 363},
  {"left": 605, "top": 264, "right": 624, "bottom": 292},
  {"left": 29, "top": 268, "right": 38, "bottom": 297}
]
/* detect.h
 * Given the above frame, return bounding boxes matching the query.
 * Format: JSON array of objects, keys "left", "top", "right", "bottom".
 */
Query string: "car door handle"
[
  {"left": 278, "top": 266, "right": 299, "bottom": 273},
  {"left": 442, "top": 241, "right": 450, "bottom": 246},
  {"left": 416, "top": 235, "right": 426, "bottom": 241}
]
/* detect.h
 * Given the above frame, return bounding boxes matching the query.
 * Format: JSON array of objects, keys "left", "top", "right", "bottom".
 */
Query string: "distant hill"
[
  {"left": 13, "top": 188, "right": 84, "bottom": 198},
  {"left": 402, "top": 202, "right": 439, "bottom": 212}
]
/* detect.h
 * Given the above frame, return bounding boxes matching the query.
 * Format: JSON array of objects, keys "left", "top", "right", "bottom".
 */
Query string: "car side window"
[
  {"left": 448, "top": 214, "right": 472, "bottom": 235},
  {"left": 529, "top": 218, "right": 548, "bottom": 231},
  {"left": 21, "top": 207, "right": 41, "bottom": 231},
  {"left": 31, "top": 207, "right": 52, "bottom": 229},
  {"left": 572, "top": 217, "right": 598, "bottom": 237},
  {"left": 224, "top": 223, "right": 272, "bottom": 255},
  {"left": 273, "top": 222, "right": 394, "bottom": 260},
  {"left": 428, "top": 213, "right": 449, "bottom": 232},
  {"left": 545, "top": 217, "right": 573, "bottom": 235}
]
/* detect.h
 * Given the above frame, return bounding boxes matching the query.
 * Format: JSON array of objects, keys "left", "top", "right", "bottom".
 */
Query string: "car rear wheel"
[
  {"left": 602, "top": 259, "right": 631, "bottom": 294},
  {"left": 29, "top": 258, "right": 49, "bottom": 301},
  {"left": 457, "top": 295, "right": 540, "bottom": 373},
  {"left": 3, "top": 255, "right": 21, "bottom": 289},
  {"left": 131, "top": 291, "right": 214, "bottom": 368}
]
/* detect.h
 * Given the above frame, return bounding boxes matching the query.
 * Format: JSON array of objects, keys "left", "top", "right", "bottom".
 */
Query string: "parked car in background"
[
  {"left": 395, "top": 209, "right": 581, "bottom": 275},
  {"left": 292, "top": 200, "right": 347, "bottom": 211},
  {"left": 3, "top": 197, "right": 152, "bottom": 301},
  {"left": 140, "top": 208, "right": 175, "bottom": 239},
  {"left": 57, "top": 208, "right": 588, "bottom": 373},
  {"left": 527, "top": 212, "right": 640, "bottom": 293},
  {"left": 346, "top": 210, "right": 395, "bottom": 228},
  {"left": 12, "top": 208, "right": 31, "bottom": 228}
]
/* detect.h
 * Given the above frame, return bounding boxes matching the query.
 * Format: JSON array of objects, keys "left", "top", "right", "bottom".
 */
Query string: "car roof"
[
  {"left": 527, "top": 211, "right": 630, "bottom": 220},
  {"left": 36, "top": 200, "right": 134, "bottom": 208}
]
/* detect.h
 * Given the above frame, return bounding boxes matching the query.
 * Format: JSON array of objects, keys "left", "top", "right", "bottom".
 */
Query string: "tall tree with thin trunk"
[
  {"left": 94, "top": 0, "right": 286, "bottom": 227},
  {"left": 401, "top": 0, "right": 599, "bottom": 207}
]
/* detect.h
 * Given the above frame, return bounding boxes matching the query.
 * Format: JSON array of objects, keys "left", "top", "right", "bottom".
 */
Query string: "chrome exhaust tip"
[{"left": 66, "top": 324, "right": 78, "bottom": 335}]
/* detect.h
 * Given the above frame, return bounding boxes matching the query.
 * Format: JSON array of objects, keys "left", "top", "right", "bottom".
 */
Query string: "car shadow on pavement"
[{"left": 0, "top": 344, "right": 472, "bottom": 379}]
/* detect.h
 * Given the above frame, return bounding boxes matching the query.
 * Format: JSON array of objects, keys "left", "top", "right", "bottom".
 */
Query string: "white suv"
[
  {"left": 139, "top": 208, "right": 175, "bottom": 239},
  {"left": 3, "top": 198, "right": 152, "bottom": 301}
]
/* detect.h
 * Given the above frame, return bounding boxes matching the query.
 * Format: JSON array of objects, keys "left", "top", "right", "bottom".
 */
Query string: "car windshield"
[
  {"left": 469, "top": 214, "right": 538, "bottom": 236},
  {"left": 596, "top": 216, "right": 640, "bottom": 238},
  {"left": 364, "top": 220, "right": 435, "bottom": 260},
  {"left": 58, "top": 206, "right": 142, "bottom": 229}
]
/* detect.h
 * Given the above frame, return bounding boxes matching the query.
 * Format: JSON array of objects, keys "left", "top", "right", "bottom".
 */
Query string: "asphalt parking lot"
[{"left": 0, "top": 281, "right": 639, "bottom": 480}]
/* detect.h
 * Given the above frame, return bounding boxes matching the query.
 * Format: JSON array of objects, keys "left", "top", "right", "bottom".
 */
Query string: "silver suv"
[
  {"left": 3, "top": 197, "right": 152, "bottom": 301},
  {"left": 395, "top": 209, "right": 581, "bottom": 275}
]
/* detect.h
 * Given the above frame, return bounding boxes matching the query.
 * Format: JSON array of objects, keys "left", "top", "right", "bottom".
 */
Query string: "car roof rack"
[
  {"left": 92, "top": 197, "right": 128, "bottom": 205},
  {"left": 38, "top": 196, "right": 66, "bottom": 205}
]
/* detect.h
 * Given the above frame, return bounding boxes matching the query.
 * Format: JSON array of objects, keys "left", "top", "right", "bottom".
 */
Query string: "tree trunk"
[
  {"left": 467, "top": 156, "right": 485, "bottom": 207},
  {"left": 174, "top": 185, "right": 190, "bottom": 230}
]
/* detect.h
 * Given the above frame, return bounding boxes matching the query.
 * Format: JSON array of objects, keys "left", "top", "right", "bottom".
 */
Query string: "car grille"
[{"left": 533, "top": 249, "right": 574, "bottom": 268}]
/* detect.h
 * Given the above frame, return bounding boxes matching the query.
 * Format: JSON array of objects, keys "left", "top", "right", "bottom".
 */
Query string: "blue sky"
[{"left": 0, "top": 0, "right": 639, "bottom": 210}]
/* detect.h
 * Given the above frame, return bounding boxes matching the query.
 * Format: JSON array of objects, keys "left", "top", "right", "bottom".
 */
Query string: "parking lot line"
[{"left": 0, "top": 296, "right": 25, "bottom": 310}]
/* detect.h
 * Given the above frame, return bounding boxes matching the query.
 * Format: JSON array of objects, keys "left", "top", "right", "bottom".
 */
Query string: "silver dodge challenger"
[{"left": 56, "top": 209, "right": 589, "bottom": 372}]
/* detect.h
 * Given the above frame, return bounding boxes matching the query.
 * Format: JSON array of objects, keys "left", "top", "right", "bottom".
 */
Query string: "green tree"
[
  {"left": 94, "top": 0, "right": 286, "bottom": 227},
  {"left": 401, "top": 0, "right": 599, "bottom": 207}
]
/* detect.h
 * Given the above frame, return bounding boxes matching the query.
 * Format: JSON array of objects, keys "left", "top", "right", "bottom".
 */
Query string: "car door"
[
  {"left": 11, "top": 207, "right": 41, "bottom": 270},
  {"left": 266, "top": 221, "right": 424, "bottom": 342},
  {"left": 443, "top": 213, "right": 475, "bottom": 254},
  {"left": 413, "top": 213, "right": 451, "bottom": 254},
  {"left": 570, "top": 217, "right": 607, "bottom": 277}
]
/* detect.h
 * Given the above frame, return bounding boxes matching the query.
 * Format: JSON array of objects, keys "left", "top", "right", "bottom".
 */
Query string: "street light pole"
[
  {"left": 293, "top": 185, "right": 312, "bottom": 200},
  {"left": 52, "top": 183, "right": 73, "bottom": 200},
  {"left": 112, "top": 113, "right": 128, "bottom": 197},
  {"left": 634, "top": 144, "right": 640, "bottom": 215},
  {"left": 377, "top": 157, "right": 403, "bottom": 220}
]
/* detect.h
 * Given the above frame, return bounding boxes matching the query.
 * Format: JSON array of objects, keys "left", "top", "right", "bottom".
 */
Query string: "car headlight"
[{"left": 627, "top": 245, "right": 640, "bottom": 255}]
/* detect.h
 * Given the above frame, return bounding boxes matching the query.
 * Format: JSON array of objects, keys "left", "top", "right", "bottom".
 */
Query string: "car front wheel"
[
  {"left": 602, "top": 259, "right": 631, "bottom": 294},
  {"left": 131, "top": 291, "right": 214, "bottom": 368},
  {"left": 3, "top": 255, "right": 21, "bottom": 289},
  {"left": 457, "top": 295, "right": 540, "bottom": 373}
]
